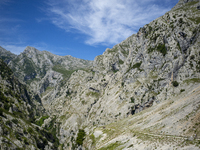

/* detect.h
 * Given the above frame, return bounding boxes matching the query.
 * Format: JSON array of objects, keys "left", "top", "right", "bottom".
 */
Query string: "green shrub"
[
  {"left": 180, "top": 89, "right": 185, "bottom": 93},
  {"left": 15, "top": 131, "right": 21, "bottom": 140},
  {"left": 43, "top": 138, "right": 48, "bottom": 145},
  {"left": 132, "top": 62, "right": 142, "bottom": 69},
  {"left": 4, "top": 103, "right": 10, "bottom": 111},
  {"left": 119, "top": 59, "right": 124, "bottom": 64},
  {"left": 190, "top": 55, "right": 195, "bottom": 60},
  {"left": 76, "top": 129, "right": 86, "bottom": 146},
  {"left": 36, "top": 116, "right": 49, "bottom": 126},
  {"left": 148, "top": 43, "right": 167, "bottom": 56},
  {"left": 45, "top": 116, "right": 56, "bottom": 130},
  {"left": 24, "top": 138, "right": 29, "bottom": 145},
  {"left": 12, "top": 119, "right": 18, "bottom": 124},
  {"left": 111, "top": 68, "right": 118, "bottom": 73},
  {"left": 6, "top": 120, "right": 12, "bottom": 126},
  {"left": 148, "top": 47, "right": 155, "bottom": 53},
  {"left": 172, "top": 81, "right": 179, "bottom": 87},
  {"left": 179, "top": 18, "right": 183, "bottom": 24},
  {"left": 130, "top": 97, "right": 135, "bottom": 103},
  {"left": 126, "top": 61, "right": 142, "bottom": 73},
  {"left": 157, "top": 44, "right": 167, "bottom": 56},
  {"left": 174, "top": 56, "right": 178, "bottom": 59},
  {"left": 0, "top": 109, "right": 3, "bottom": 116},
  {"left": 0, "top": 91, "right": 9, "bottom": 103},
  {"left": 90, "top": 134, "right": 95, "bottom": 145},
  {"left": 52, "top": 65, "right": 77, "bottom": 79},
  {"left": 149, "top": 26, "right": 152, "bottom": 32},
  {"left": 23, "top": 129, "right": 27, "bottom": 134},
  {"left": 27, "top": 127, "right": 34, "bottom": 134}
]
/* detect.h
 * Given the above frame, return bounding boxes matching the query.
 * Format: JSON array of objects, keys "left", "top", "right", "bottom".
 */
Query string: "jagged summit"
[
  {"left": 173, "top": 0, "right": 200, "bottom": 10},
  {"left": 23, "top": 46, "right": 42, "bottom": 54},
  {"left": 0, "top": 46, "right": 16, "bottom": 63}
]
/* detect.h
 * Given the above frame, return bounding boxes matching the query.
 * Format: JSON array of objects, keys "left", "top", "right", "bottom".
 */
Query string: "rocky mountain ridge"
[
  {"left": 0, "top": 58, "right": 60, "bottom": 149},
  {"left": 0, "top": 46, "right": 93, "bottom": 111},
  {"left": 0, "top": 0, "right": 200, "bottom": 149}
]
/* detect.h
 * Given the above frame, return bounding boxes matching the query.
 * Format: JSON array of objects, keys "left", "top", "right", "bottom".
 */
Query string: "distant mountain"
[
  {"left": 0, "top": 46, "right": 93, "bottom": 110},
  {"left": 0, "top": 0, "right": 200, "bottom": 149},
  {"left": 0, "top": 46, "right": 16, "bottom": 63}
]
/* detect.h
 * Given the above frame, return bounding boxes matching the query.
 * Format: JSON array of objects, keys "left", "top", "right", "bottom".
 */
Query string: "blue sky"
[{"left": 0, "top": 0, "right": 179, "bottom": 60}]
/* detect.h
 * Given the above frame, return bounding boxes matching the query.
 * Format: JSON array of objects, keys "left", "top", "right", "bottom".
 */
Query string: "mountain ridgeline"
[{"left": 0, "top": 0, "right": 200, "bottom": 149}]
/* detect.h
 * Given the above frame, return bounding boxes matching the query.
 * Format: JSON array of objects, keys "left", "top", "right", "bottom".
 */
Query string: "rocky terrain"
[
  {"left": 0, "top": 59, "right": 59, "bottom": 149},
  {"left": 0, "top": 0, "right": 200, "bottom": 149}
]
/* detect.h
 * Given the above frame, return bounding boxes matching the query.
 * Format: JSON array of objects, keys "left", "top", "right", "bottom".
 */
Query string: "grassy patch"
[
  {"left": 98, "top": 141, "right": 122, "bottom": 150},
  {"left": 35, "top": 116, "right": 49, "bottom": 126},
  {"left": 148, "top": 44, "right": 167, "bottom": 56},
  {"left": 52, "top": 65, "right": 77, "bottom": 79},
  {"left": 119, "top": 45, "right": 129, "bottom": 56},
  {"left": 186, "top": 1, "right": 199, "bottom": 7},
  {"left": 86, "top": 91, "right": 100, "bottom": 98},
  {"left": 46, "top": 86, "right": 54, "bottom": 91},
  {"left": 90, "top": 134, "right": 96, "bottom": 145},
  {"left": 107, "top": 47, "right": 118, "bottom": 54},
  {"left": 188, "top": 17, "right": 200, "bottom": 24},
  {"left": 126, "top": 61, "right": 142, "bottom": 73},
  {"left": 183, "top": 78, "right": 200, "bottom": 84},
  {"left": 59, "top": 112, "right": 70, "bottom": 121},
  {"left": 27, "top": 127, "right": 34, "bottom": 134}
]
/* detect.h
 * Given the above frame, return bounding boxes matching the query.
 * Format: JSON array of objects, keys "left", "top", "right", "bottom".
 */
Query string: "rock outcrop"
[{"left": 0, "top": 59, "right": 59, "bottom": 149}]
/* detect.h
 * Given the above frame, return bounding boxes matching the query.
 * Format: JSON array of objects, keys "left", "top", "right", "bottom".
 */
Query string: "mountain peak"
[
  {"left": 23, "top": 46, "right": 41, "bottom": 54},
  {"left": 173, "top": 0, "right": 200, "bottom": 10}
]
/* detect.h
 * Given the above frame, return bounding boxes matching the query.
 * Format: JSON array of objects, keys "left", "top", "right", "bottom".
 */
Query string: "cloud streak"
[
  {"left": 0, "top": 0, "right": 11, "bottom": 5},
  {"left": 1, "top": 45, "right": 26, "bottom": 55},
  {"left": 46, "top": 0, "right": 173, "bottom": 46}
]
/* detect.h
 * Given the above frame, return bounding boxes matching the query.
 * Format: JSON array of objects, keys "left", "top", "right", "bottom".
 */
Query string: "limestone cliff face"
[
  {"left": 0, "top": 59, "right": 60, "bottom": 149},
  {"left": 0, "top": 0, "right": 200, "bottom": 149},
  {"left": 49, "top": 0, "right": 200, "bottom": 149}
]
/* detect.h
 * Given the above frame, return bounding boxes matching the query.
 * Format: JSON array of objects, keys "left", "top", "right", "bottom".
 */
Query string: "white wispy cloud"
[
  {"left": 46, "top": 0, "right": 173, "bottom": 46},
  {"left": 1, "top": 45, "right": 26, "bottom": 55},
  {"left": 0, "top": 42, "right": 49, "bottom": 55},
  {"left": 0, "top": 0, "right": 11, "bottom": 5}
]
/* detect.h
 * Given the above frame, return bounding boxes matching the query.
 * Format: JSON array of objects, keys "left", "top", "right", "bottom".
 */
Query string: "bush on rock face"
[
  {"left": 76, "top": 129, "right": 86, "bottom": 146},
  {"left": 172, "top": 81, "right": 179, "bottom": 87}
]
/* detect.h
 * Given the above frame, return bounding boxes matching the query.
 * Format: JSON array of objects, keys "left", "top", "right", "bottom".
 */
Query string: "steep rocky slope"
[
  {"left": 49, "top": 0, "right": 200, "bottom": 149},
  {"left": 0, "top": 0, "right": 200, "bottom": 149},
  {"left": 0, "top": 59, "right": 60, "bottom": 149},
  {"left": 84, "top": 83, "right": 200, "bottom": 150}
]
